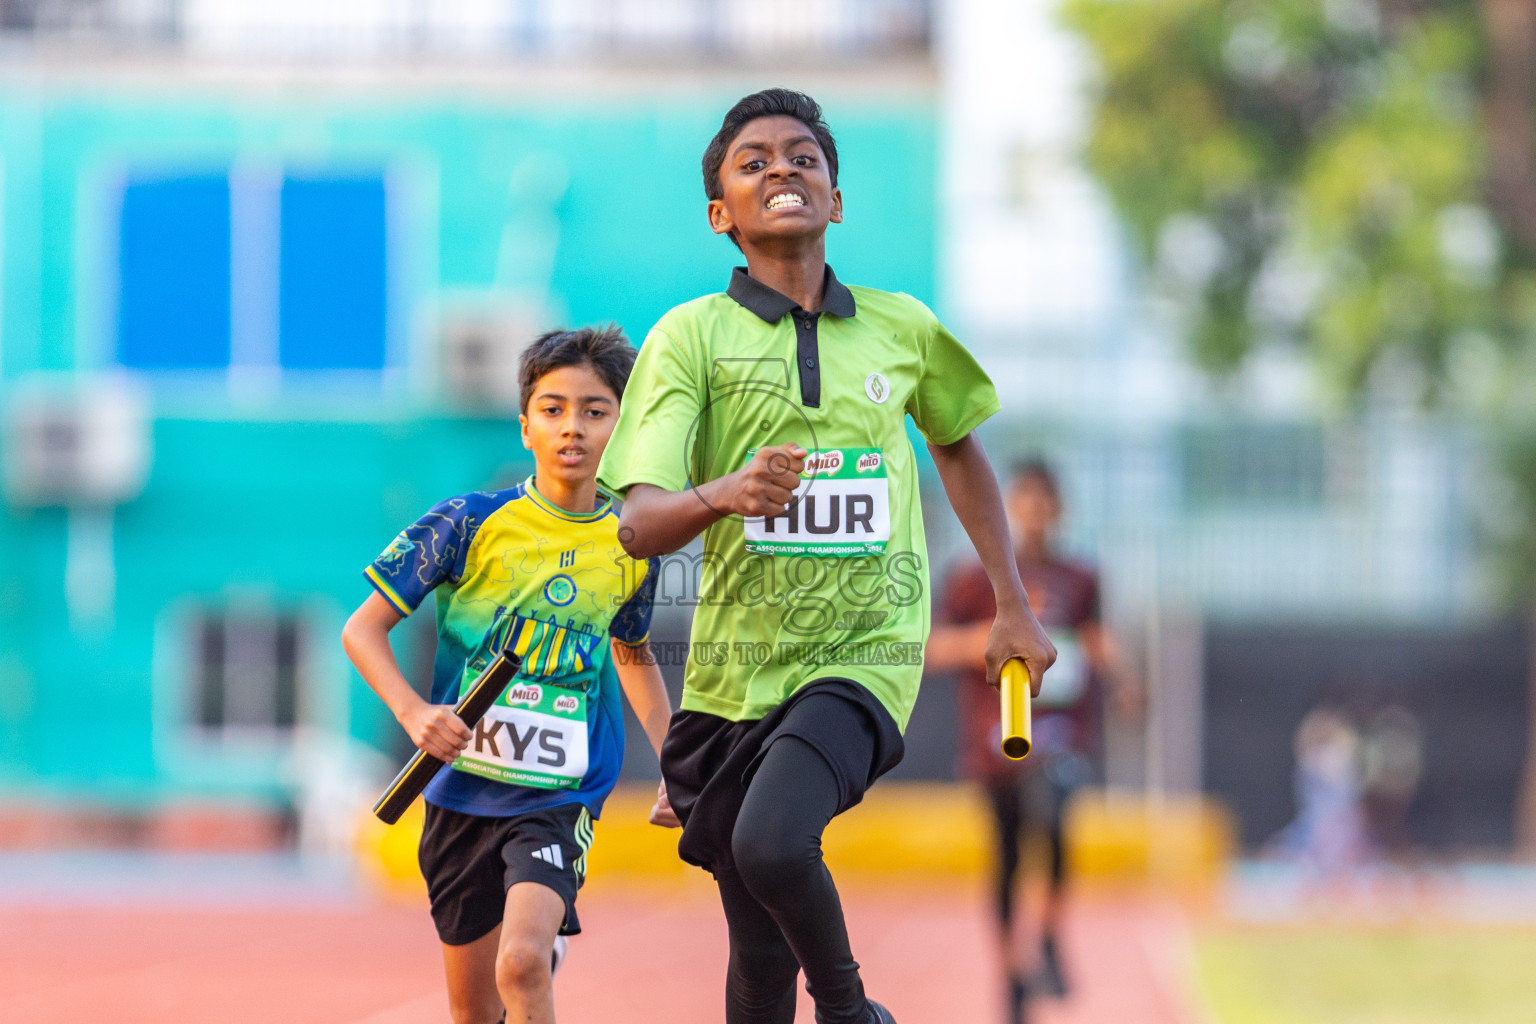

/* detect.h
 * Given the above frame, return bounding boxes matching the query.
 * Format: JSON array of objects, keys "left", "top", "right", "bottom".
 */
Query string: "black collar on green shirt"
[
  {"left": 726, "top": 265, "right": 857, "bottom": 322},
  {"left": 725, "top": 266, "right": 855, "bottom": 409}
]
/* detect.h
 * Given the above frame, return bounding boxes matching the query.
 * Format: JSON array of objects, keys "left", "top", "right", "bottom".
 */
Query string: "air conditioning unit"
[
  {"left": 439, "top": 306, "right": 540, "bottom": 414},
  {"left": 2, "top": 379, "right": 152, "bottom": 507}
]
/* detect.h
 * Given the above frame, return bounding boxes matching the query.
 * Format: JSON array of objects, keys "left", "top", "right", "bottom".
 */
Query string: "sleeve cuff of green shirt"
[
  {"left": 924, "top": 394, "right": 1002, "bottom": 447},
  {"left": 598, "top": 470, "right": 689, "bottom": 501}
]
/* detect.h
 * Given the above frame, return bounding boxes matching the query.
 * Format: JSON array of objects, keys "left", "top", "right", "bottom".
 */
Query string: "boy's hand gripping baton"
[
  {"left": 372, "top": 648, "right": 525, "bottom": 825},
  {"left": 1000, "top": 657, "right": 1033, "bottom": 760}
]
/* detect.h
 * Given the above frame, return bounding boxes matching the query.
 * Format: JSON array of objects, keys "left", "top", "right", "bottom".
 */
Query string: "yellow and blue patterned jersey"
[{"left": 365, "top": 476, "right": 656, "bottom": 818}]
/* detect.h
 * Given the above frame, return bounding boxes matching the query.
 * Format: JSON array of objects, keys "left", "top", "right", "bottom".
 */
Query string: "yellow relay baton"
[{"left": 1000, "top": 657, "right": 1032, "bottom": 760}]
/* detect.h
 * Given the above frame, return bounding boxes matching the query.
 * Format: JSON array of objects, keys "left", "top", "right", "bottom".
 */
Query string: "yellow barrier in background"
[
  {"left": 355, "top": 783, "right": 1236, "bottom": 900},
  {"left": 355, "top": 799, "right": 428, "bottom": 900},
  {"left": 1066, "top": 789, "right": 1236, "bottom": 888}
]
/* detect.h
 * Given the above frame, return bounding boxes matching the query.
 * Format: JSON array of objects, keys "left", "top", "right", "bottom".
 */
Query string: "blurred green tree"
[
  {"left": 1064, "top": 0, "right": 1531, "bottom": 400},
  {"left": 1064, "top": 0, "right": 1536, "bottom": 851}
]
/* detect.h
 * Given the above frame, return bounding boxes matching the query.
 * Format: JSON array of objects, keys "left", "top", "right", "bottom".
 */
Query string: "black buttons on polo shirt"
[
  {"left": 723, "top": 266, "right": 858, "bottom": 412},
  {"left": 795, "top": 319, "right": 822, "bottom": 408}
]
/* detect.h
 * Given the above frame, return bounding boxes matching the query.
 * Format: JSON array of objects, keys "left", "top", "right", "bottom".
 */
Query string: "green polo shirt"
[{"left": 598, "top": 265, "right": 999, "bottom": 730}]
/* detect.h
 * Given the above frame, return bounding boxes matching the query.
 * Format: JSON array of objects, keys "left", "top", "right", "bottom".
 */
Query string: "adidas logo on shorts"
[{"left": 531, "top": 844, "right": 564, "bottom": 870}]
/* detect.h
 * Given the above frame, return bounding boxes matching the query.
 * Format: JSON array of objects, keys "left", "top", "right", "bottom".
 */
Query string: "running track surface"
[{"left": 0, "top": 878, "right": 1200, "bottom": 1024}]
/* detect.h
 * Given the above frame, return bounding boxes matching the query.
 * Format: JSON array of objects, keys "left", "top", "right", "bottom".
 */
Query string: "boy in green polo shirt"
[{"left": 598, "top": 89, "right": 1056, "bottom": 1024}]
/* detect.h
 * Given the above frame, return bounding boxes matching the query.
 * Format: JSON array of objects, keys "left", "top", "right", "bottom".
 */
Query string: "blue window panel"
[
  {"left": 117, "top": 175, "right": 232, "bottom": 369},
  {"left": 279, "top": 176, "right": 388, "bottom": 370}
]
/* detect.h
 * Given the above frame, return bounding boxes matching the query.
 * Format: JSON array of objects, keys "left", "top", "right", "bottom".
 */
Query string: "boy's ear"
[
  {"left": 519, "top": 412, "right": 532, "bottom": 450},
  {"left": 830, "top": 187, "right": 843, "bottom": 225},
  {"left": 707, "top": 198, "right": 736, "bottom": 237}
]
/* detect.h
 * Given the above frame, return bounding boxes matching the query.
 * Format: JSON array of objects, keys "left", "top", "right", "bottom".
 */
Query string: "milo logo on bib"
[
  {"left": 803, "top": 450, "right": 844, "bottom": 475},
  {"left": 743, "top": 446, "right": 890, "bottom": 557}
]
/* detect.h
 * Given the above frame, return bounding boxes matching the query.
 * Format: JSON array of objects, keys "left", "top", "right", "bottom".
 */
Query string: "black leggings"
[
  {"left": 718, "top": 736, "right": 870, "bottom": 1024},
  {"left": 985, "top": 772, "right": 1067, "bottom": 929}
]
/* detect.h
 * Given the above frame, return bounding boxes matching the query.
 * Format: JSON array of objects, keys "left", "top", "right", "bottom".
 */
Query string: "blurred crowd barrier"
[{"left": 355, "top": 784, "right": 1237, "bottom": 902}]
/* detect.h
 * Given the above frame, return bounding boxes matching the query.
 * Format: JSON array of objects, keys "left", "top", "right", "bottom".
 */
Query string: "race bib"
[
  {"left": 1035, "top": 630, "right": 1089, "bottom": 710},
  {"left": 452, "top": 680, "right": 588, "bottom": 790},
  {"left": 743, "top": 447, "right": 890, "bottom": 557}
]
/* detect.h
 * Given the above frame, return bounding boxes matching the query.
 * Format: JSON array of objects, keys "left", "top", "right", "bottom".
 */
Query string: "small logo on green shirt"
[{"left": 865, "top": 373, "right": 890, "bottom": 404}]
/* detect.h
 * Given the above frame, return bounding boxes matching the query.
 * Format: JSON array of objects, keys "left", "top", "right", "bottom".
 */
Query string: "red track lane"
[{"left": 0, "top": 884, "right": 1197, "bottom": 1023}]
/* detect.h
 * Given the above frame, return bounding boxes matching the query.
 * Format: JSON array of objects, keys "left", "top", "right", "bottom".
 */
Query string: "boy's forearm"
[
  {"left": 619, "top": 445, "right": 806, "bottom": 557},
  {"left": 925, "top": 622, "right": 990, "bottom": 671},
  {"left": 342, "top": 618, "right": 424, "bottom": 722},
  {"left": 928, "top": 434, "right": 1027, "bottom": 607},
  {"left": 619, "top": 481, "right": 728, "bottom": 558},
  {"left": 613, "top": 641, "right": 673, "bottom": 756},
  {"left": 928, "top": 433, "right": 1056, "bottom": 694},
  {"left": 637, "top": 688, "right": 671, "bottom": 757}
]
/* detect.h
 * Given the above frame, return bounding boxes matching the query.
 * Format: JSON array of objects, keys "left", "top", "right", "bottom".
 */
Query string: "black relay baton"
[{"left": 372, "top": 648, "right": 525, "bottom": 825}]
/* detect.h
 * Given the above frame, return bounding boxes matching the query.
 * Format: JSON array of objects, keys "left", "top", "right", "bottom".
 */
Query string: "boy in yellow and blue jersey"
[{"left": 343, "top": 326, "right": 676, "bottom": 1024}]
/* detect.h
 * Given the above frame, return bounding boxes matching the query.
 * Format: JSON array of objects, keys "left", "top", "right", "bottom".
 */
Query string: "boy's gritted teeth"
[
  {"left": 766, "top": 190, "right": 807, "bottom": 211},
  {"left": 557, "top": 446, "right": 587, "bottom": 464}
]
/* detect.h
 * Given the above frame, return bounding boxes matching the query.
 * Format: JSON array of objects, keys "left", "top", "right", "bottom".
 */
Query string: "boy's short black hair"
[
  {"left": 702, "top": 88, "right": 839, "bottom": 201},
  {"left": 1010, "top": 457, "right": 1061, "bottom": 502},
  {"left": 518, "top": 325, "right": 635, "bottom": 412}
]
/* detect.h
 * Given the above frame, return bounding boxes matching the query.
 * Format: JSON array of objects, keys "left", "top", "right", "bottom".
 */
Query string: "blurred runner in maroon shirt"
[{"left": 928, "top": 459, "right": 1139, "bottom": 1023}]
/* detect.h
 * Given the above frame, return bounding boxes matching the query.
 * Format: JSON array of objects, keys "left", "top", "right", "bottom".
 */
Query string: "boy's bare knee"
[{"left": 495, "top": 937, "right": 551, "bottom": 996}]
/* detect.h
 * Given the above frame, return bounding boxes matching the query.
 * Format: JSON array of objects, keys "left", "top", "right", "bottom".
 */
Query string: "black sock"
[{"left": 1008, "top": 973, "right": 1029, "bottom": 1024}]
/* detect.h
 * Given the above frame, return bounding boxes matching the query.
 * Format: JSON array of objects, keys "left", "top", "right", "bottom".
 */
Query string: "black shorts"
[
  {"left": 983, "top": 747, "right": 1097, "bottom": 830},
  {"left": 659, "top": 678, "right": 905, "bottom": 876},
  {"left": 418, "top": 801, "right": 593, "bottom": 945}
]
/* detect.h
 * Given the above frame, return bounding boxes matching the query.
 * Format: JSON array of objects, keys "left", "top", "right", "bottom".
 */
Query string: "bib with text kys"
[
  {"left": 452, "top": 679, "right": 589, "bottom": 790},
  {"left": 743, "top": 447, "right": 890, "bottom": 557}
]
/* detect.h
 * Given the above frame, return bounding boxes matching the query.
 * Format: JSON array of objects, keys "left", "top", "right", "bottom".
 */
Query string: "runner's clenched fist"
[{"left": 727, "top": 443, "right": 805, "bottom": 517}]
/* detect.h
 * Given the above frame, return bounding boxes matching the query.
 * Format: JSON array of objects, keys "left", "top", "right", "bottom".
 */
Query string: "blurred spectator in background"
[
  {"left": 1268, "top": 706, "right": 1370, "bottom": 874},
  {"left": 927, "top": 459, "right": 1141, "bottom": 1024},
  {"left": 1360, "top": 705, "right": 1424, "bottom": 859}
]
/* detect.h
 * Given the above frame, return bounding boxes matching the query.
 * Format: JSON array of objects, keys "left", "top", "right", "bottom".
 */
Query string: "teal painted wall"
[
  {"left": 0, "top": 90, "right": 936, "bottom": 378},
  {"left": 0, "top": 83, "right": 937, "bottom": 805}
]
